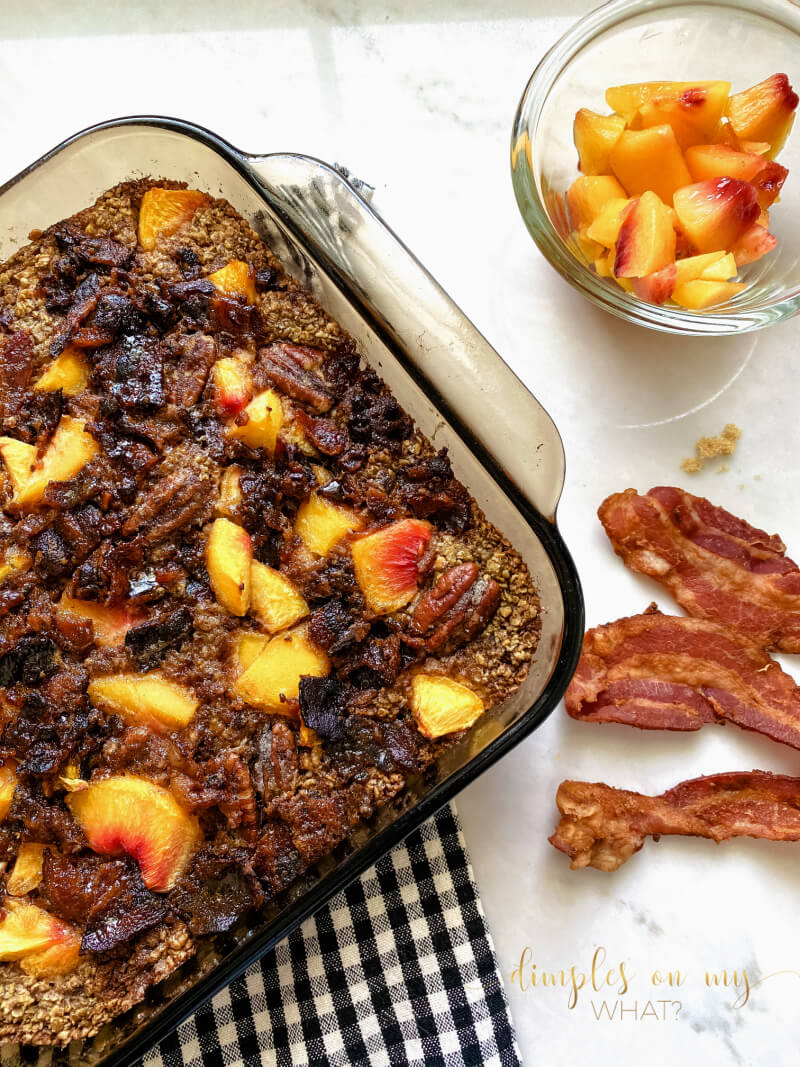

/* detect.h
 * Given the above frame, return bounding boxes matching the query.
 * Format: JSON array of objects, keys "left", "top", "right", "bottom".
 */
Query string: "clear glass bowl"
[{"left": 511, "top": 0, "right": 800, "bottom": 335}]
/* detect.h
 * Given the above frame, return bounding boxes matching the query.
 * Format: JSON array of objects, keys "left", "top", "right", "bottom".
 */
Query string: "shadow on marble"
[{"left": 7, "top": 0, "right": 592, "bottom": 38}]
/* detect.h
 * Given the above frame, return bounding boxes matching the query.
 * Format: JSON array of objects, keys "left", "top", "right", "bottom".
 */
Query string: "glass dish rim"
[
  {"left": 511, "top": 0, "right": 800, "bottom": 337},
  {"left": 0, "top": 114, "right": 584, "bottom": 1065}
]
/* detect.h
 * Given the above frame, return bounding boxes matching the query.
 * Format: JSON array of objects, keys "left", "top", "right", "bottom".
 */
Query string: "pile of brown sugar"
[{"left": 681, "top": 423, "right": 742, "bottom": 474}]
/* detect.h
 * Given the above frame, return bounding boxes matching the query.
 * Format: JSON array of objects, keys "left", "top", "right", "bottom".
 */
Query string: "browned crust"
[{"left": 0, "top": 920, "right": 194, "bottom": 1046}]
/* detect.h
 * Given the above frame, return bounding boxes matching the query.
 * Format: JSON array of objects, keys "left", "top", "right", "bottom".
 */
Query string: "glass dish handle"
[{"left": 243, "top": 152, "right": 567, "bottom": 522}]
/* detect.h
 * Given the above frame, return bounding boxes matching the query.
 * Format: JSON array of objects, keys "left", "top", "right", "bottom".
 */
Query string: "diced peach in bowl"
[{"left": 560, "top": 73, "right": 797, "bottom": 312}]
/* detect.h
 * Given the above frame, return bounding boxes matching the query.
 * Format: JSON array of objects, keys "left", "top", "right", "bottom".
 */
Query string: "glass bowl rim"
[{"left": 511, "top": 0, "right": 800, "bottom": 336}]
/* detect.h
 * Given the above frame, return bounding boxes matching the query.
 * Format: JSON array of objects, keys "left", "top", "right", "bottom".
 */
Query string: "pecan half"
[
  {"left": 412, "top": 562, "right": 500, "bottom": 654},
  {"left": 259, "top": 342, "right": 334, "bottom": 413}
]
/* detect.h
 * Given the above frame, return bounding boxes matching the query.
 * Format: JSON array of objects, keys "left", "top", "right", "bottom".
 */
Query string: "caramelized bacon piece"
[
  {"left": 599, "top": 487, "right": 800, "bottom": 653},
  {"left": 0, "top": 332, "right": 33, "bottom": 425},
  {"left": 567, "top": 611, "right": 800, "bottom": 749},
  {"left": 550, "top": 771, "right": 800, "bottom": 871}
]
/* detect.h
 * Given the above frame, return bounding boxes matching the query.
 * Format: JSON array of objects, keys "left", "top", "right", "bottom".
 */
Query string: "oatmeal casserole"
[{"left": 0, "top": 180, "right": 539, "bottom": 1044}]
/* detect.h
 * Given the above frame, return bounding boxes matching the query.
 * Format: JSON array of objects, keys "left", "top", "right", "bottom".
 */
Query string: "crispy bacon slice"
[
  {"left": 550, "top": 771, "right": 800, "bottom": 871},
  {"left": 567, "top": 611, "right": 800, "bottom": 749},
  {"left": 598, "top": 487, "right": 800, "bottom": 653}
]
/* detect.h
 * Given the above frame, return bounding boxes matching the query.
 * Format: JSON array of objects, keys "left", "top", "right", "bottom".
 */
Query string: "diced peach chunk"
[
  {"left": 585, "top": 197, "right": 632, "bottom": 246},
  {"left": 138, "top": 188, "right": 208, "bottom": 251},
  {"left": 229, "top": 389, "right": 283, "bottom": 453},
  {"left": 216, "top": 465, "right": 243, "bottom": 518},
  {"left": 33, "top": 347, "right": 89, "bottom": 397},
  {"left": 351, "top": 518, "right": 433, "bottom": 616},
  {"left": 633, "top": 83, "right": 731, "bottom": 149},
  {"left": 685, "top": 143, "right": 767, "bottom": 183},
  {"left": 235, "top": 631, "right": 269, "bottom": 671},
  {"left": 731, "top": 224, "right": 778, "bottom": 267},
  {"left": 685, "top": 145, "right": 788, "bottom": 208},
  {"left": 610, "top": 125, "right": 692, "bottom": 202},
  {"left": 409, "top": 674, "right": 485, "bottom": 739},
  {"left": 632, "top": 263, "right": 677, "bottom": 305},
  {"left": 0, "top": 759, "right": 18, "bottom": 822},
  {"left": 697, "top": 252, "right": 738, "bottom": 281},
  {"left": 673, "top": 251, "right": 729, "bottom": 286},
  {"left": 0, "top": 899, "right": 81, "bottom": 976},
  {"left": 7, "top": 843, "right": 46, "bottom": 896},
  {"left": 0, "top": 437, "right": 36, "bottom": 499},
  {"left": 574, "top": 232, "right": 604, "bottom": 262},
  {"left": 573, "top": 109, "right": 626, "bottom": 175},
  {"left": 607, "top": 80, "right": 730, "bottom": 126},
  {"left": 206, "top": 517, "right": 252, "bottom": 616},
  {"left": 15, "top": 417, "right": 98, "bottom": 509},
  {"left": 565, "top": 175, "right": 627, "bottom": 231},
  {"left": 235, "top": 624, "right": 330, "bottom": 710},
  {"left": 208, "top": 260, "right": 257, "bottom": 303},
  {"left": 212, "top": 357, "right": 252, "bottom": 418},
  {"left": 671, "top": 279, "right": 746, "bottom": 310},
  {"left": 56, "top": 594, "right": 138, "bottom": 647},
  {"left": 614, "top": 191, "right": 676, "bottom": 278},
  {"left": 726, "top": 74, "right": 799, "bottom": 156},
  {"left": 294, "top": 492, "right": 364, "bottom": 557},
  {"left": 88, "top": 673, "right": 198, "bottom": 731},
  {"left": 250, "top": 561, "right": 309, "bottom": 634},
  {"left": 673, "top": 178, "right": 760, "bottom": 254},
  {"left": 67, "top": 775, "right": 201, "bottom": 891}
]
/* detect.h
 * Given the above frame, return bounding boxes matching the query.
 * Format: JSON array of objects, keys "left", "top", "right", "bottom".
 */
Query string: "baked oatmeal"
[{"left": 0, "top": 180, "right": 539, "bottom": 1044}]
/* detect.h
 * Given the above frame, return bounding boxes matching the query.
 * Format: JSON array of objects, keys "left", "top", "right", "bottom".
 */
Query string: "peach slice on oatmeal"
[
  {"left": 235, "top": 624, "right": 330, "bottom": 711},
  {"left": 235, "top": 630, "right": 269, "bottom": 672},
  {"left": 0, "top": 759, "right": 18, "bottom": 822},
  {"left": 206, "top": 517, "right": 253, "bottom": 616},
  {"left": 138, "top": 187, "right": 208, "bottom": 251},
  {"left": 6, "top": 843, "right": 46, "bottom": 896},
  {"left": 216, "top": 465, "right": 243, "bottom": 519},
  {"left": 15, "top": 417, "right": 98, "bottom": 509},
  {"left": 294, "top": 492, "right": 364, "bottom": 557},
  {"left": 250, "top": 560, "right": 309, "bottom": 634},
  {"left": 0, "top": 437, "right": 36, "bottom": 499},
  {"left": 229, "top": 389, "right": 284, "bottom": 453},
  {"left": 56, "top": 594, "right": 139, "bottom": 648},
  {"left": 351, "top": 518, "right": 433, "bottom": 616},
  {"left": 67, "top": 775, "right": 201, "bottom": 892},
  {"left": 409, "top": 674, "right": 485, "bottom": 739},
  {"left": 0, "top": 548, "right": 29, "bottom": 585},
  {"left": 208, "top": 259, "right": 257, "bottom": 303},
  {"left": 33, "top": 346, "right": 89, "bottom": 397},
  {"left": 211, "top": 356, "right": 252, "bottom": 419},
  {"left": 0, "top": 899, "right": 81, "bottom": 976},
  {"left": 88, "top": 673, "right": 198, "bottom": 731}
]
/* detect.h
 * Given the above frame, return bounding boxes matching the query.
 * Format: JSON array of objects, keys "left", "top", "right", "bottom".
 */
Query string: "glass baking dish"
[{"left": 0, "top": 117, "right": 584, "bottom": 1065}]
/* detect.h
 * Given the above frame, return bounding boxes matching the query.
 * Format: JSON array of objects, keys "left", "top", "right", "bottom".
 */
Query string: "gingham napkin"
[{"left": 142, "top": 804, "right": 521, "bottom": 1067}]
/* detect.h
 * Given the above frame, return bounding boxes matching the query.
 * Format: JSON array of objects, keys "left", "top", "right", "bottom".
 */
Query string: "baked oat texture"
[{"left": 0, "top": 180, "right": 539, "bottom": 1044}]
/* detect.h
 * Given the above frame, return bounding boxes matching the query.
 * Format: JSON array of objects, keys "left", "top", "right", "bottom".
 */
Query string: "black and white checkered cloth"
[{"left": 142, "top": 804, "right": 521, "bottom": 1067}]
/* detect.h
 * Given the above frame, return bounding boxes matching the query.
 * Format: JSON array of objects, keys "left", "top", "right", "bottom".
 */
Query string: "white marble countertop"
[{"left": 1, "top": 3, "right": 798, "bottom": 1064}]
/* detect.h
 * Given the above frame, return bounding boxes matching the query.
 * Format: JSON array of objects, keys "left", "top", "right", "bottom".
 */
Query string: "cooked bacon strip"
[
  {"left": 567, "top": 611, "right": 800, "bottom": 749},
  {"left": 550, "top": 771, "right": 800, "bottom": 871},
  {"left": 599, "top": 487, "right": 800, "bottom": 653}
]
